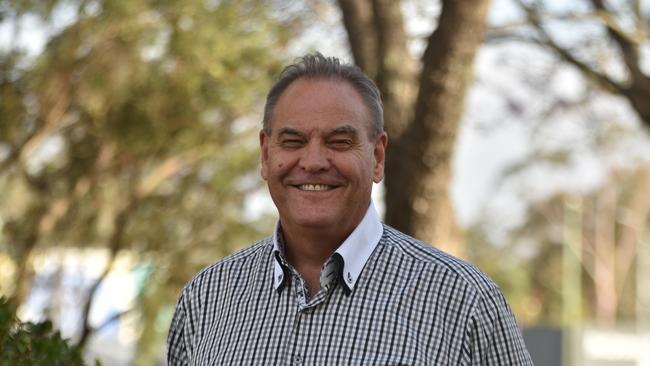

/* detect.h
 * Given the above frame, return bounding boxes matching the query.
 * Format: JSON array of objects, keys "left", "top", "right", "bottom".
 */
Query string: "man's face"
[{"left": 260, "top": 78, "right": 387, "bottom": 236}]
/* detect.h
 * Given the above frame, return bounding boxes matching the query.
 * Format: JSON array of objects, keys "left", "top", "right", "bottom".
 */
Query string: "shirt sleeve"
[
  {"left": 167, "top": 290, "right": 190, "bottom": 366},
  {"left": 462, "top": 285, "right": 533, "bottom": 365}
]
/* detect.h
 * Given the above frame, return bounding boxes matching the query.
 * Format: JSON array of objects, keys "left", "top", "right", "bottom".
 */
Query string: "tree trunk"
[
  {"left": 13, "top": 234, "right": 38, "bottom": 307},
  {"left": 593, "top": 182, "right": 618, "bottom": 325},
  {"left": 8, "top": 204, "right": 47, "bottom": 308},
  {"left": 337, "top": 0, "right": 378, "bottom": 80},
  {"left": 339, "top": 0, "right": 491, "bottom": 256}
]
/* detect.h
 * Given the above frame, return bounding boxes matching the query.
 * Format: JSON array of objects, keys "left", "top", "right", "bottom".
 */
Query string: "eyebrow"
[
  {"left": 277, "top": 127, "right": 307, "bottom": 138},
  {"left": 327, "top": 125, "right": 358, "bottom": 136}
]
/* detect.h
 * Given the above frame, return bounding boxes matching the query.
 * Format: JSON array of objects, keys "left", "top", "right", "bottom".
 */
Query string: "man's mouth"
[{"left": 296, "top": 184, "right": 334, "bottom": 191}]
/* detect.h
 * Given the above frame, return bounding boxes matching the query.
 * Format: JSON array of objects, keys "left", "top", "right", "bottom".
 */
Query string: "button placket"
[{"left": 294, "top": 276, "right": 306, "bottom": 307}]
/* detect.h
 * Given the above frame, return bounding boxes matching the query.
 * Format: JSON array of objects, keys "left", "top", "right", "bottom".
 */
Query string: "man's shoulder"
[
  {"left": 182, "top": 237, "right": 272, "bottom": 292},
  {"left": 380, "top": 225, "right": 500, "bottom": 295}
]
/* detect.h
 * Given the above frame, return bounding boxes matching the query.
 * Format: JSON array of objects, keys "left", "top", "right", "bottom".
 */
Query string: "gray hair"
[{"left": 262, "top": 53, "right": 383, "bottom": 138}]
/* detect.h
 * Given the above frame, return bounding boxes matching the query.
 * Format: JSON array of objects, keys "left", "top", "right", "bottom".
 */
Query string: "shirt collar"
[{"left": 272, "top": 201, "right": 383, "bottom": 291}]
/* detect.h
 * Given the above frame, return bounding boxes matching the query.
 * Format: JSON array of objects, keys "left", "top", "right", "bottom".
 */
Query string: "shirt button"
[{"left": 294, "top": 354, "right": 303, "bottom": 364}]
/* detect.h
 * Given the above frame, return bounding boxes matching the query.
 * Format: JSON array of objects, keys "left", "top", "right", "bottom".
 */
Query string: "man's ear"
[
  {"left": 373, "top": 132, "right": 388, "bottom": 183},
  {"left": 260, "top": 130, "right": 270, "bottom": 180}
]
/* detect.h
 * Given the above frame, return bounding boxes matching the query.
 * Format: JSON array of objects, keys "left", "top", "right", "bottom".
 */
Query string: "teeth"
[{"left": 299, "top": 184, "right": 331, "bottom": 191}]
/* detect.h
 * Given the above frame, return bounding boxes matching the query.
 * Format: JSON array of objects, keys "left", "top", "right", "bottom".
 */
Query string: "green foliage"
[
  {"left": 0, "top": 0, "right": 294, "bottom": 278},
  {"left": 0, "top": 297, "right": 91, "bottom": 366},
  {"left": 1, "top": 0, "right": 306, "bottom": 363}
]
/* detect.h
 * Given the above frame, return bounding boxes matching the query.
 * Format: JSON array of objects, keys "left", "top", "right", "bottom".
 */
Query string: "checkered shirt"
[{"left": 167, "top": 226, "right": 533, "bottom": 365}]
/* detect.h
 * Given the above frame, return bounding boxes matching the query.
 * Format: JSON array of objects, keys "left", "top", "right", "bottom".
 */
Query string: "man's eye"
[
  {"left": 281, "top": 139, "right": 303, "bottom": 147},
  {"left": 329, "top": 140, "right": 353, "bottom": 149}
]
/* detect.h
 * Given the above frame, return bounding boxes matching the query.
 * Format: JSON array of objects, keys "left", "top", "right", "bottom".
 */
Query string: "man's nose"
[{"left": 299, "top": 141, "right": 330, "bottom": 172}]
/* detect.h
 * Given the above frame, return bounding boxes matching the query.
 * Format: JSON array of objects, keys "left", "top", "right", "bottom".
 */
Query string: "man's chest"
[{"left": 187, "top": 276, "right": 472, "bottom": 366}]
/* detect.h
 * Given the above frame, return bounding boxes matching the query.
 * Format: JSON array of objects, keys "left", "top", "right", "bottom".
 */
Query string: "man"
[{"left": 167, "top": 53, "right": 533, "bottom": 365}]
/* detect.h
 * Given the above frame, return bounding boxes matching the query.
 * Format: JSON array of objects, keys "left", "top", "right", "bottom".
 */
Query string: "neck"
[
  {"left": 280, "top": 224, "right": 352, "bottom": 296},
  {"left": 280, "top": 202, "right": 372, "bottom": 266},
  {"left": 282, "top": 225, "right": 348, "bottom": 268}
]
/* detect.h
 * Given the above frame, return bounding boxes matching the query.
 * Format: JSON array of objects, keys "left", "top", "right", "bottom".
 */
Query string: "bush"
[{"left": 0, "top": 297, "right": 94, "bottom": 366}]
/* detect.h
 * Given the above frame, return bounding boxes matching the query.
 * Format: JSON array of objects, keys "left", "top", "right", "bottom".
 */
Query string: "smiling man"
[{"left": 167, "top": 53, "right": 532, "bottom": 365}]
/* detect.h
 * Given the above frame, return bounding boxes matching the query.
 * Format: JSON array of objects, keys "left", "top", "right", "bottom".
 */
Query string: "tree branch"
[
  {"left": 77, "top": 199, "right": 136, "bottom": 348},
  {"left": 336, "top": 0, "right": 379, "bottom": 79},
  {"left": 75, "top": 150, "right": 196, "bottom": 347},
  {"left": 136, "top": 152, "right": 200, "bottom": 199},
  {"left": 630, "top": 0, "right": 643, "bottom": 31},
  {"left": 370, "top": 0, "right": 417, "bottom": 140},
  {"left": 589, "top": 0, "right": 646, "bottom": 82},
  {"left": 0, "top": 115, "right": 45, "bottom": 176},
  {"left": 76, "top": 248, "right": 117, "bottom": 348},
  {"left": 615, "top": 167, "right": 650, "bottom": 298},
  {"left": 0, "top": 145, "right": 20, "bottom": 176},
  {"left": 515, "top": 0, "right": 625, "bottom": 94},
  {"left": 93, "top": 307, "right": 134, "bottom": 337}
]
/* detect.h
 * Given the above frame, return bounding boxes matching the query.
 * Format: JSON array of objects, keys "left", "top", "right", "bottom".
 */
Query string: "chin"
[
  {"left": 282, "top": 208, "right": 340, "bottom": 229},
  {"left": 293, "top": 215, "right": 337, "bottom": 229}
]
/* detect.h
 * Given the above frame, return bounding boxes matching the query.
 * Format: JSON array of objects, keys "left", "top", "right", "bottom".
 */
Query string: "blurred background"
[{"left": 1, "top": 0, "right": 649, "bottom": 365}]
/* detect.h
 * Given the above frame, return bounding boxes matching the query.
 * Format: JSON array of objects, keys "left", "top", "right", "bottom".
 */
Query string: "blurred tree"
[
  {"left": 495, "top": 0, "right": 650, "bottom": 131},
  {"left": 535, "top": 168, "right": 647, "bottom": 325},
  {"left": 469, "top": 159, "right": 650, "bottom": 326},
  {"left": 336, "top": 0, "right": 492, "bottom": 256},
  {"left": 478, "top": 0, "right": 650, "bottom": 326},
  {"left": 0, "top": 0, "right": 301, "bottom": 362}
]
